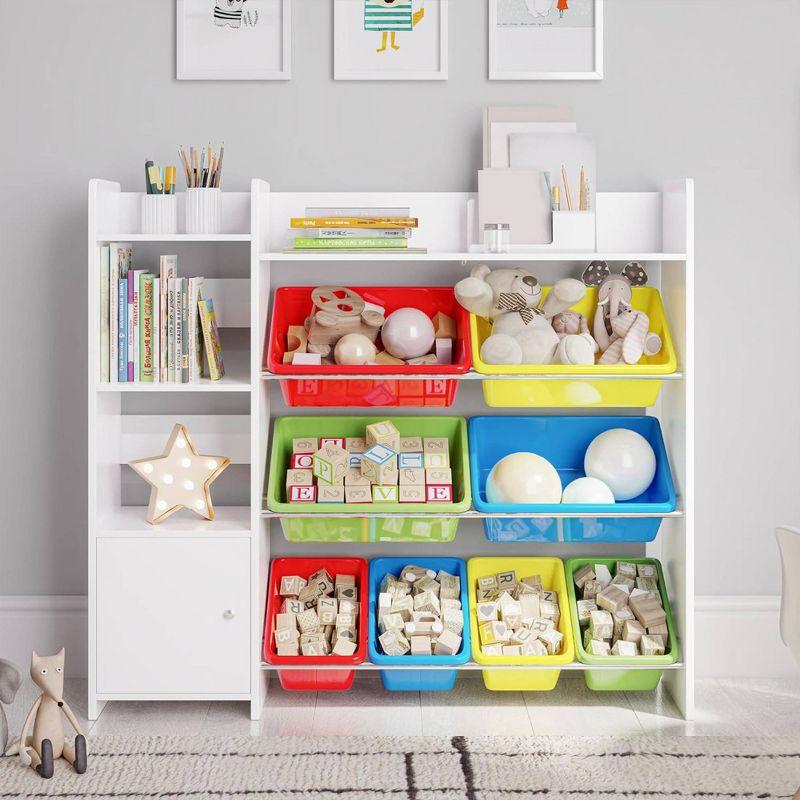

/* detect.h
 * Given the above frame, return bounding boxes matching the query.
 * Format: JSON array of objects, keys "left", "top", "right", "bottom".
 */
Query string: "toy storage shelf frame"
[{"left": 87, "top": 179, "right": 694, "bottom": 722}]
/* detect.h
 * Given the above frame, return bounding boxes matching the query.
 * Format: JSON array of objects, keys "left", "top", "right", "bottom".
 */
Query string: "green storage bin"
[
  {"left": 565, "top": 557, "right": 679, "bottom": 691},
  {"left": 266, "top": 416, "right": 471, "bottom": 542}
]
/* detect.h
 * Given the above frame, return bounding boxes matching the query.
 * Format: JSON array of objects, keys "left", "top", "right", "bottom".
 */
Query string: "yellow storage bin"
[
  {"left": 470, "top": 286, "right": 677, "bottom": 408},
  {"left": 468, "top": 557, "right": 575, "bottom": 691}
]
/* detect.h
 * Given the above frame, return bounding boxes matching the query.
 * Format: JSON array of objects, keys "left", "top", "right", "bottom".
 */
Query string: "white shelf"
[
  {"left": 261, "top": 509, "right": 684, "bottom": 520},
  {"left": 261, "top": 370, "right": 683, "bottom": 383},
  {"left": 97, "top": 233, "right": 251, "bottom": 242},
  {"left": 260, "top": 661, "right": 685, "bottom": 672},
  {"left": 261, "top": 251, "right": 687, "bottom": 262},
  {"left": 96, "top": 506, "right": 252, "bottom": 536}
]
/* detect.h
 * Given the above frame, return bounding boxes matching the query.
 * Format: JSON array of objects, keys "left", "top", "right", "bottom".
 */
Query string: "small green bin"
[
  {"left": 266, "top": 416, "right": 471, "bottom": 542},
  {"left": 565, "top": 557, "right": 679, "bottom": 691}
]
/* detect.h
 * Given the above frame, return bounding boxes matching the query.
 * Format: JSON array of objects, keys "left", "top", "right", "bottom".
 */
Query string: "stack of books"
[
  {"left": 99, "top": 244, "right": 224, "bottom": 384},
  {"left": 285, "top": 207, "right": 427, "bottom": 253}
]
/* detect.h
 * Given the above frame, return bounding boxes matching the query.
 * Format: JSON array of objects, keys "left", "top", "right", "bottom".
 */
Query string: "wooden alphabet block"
[
  {"left": 292, "top": 437, "right": 318, "bottom": 455},
  {"left": 519, "top": 594, "right": 541, "bottom": 626},
  {"left": 280, "top": 598, "right": 303, "bottom": 615},
  {"left": 637, "top": 563, "right": 657, "bottom": 579},
  {"left": 318, "top": 484, "right": 345, "bottom": 503},
  {"left": 442, "top": 609, "right": 464, "bottom": 634},
  {"left": 616, "top": 561, "right": 638, "bottom": 580},
  {"left": 391, "top": 595, "right": 414, "bottom": 621},
  {"left": 499, "top": 600, "right": 522, "bottom": 629},
  {"left": 414, "top": 590, "right": 441, "bottom": 616},
  {"left": 522, "top": 639, "right": 548, "bottom": 656},
  {"left": 332, "top": 638, "right": 357, "bottom": 656},
  {"left": 538, "top": 629, "right": 564, "bottom": 655},
  {"left": 433, "top": 629, "right": 462, "bottom": 656},
  {"left": 530, "top": 617, "right": 554, "bottom": 637},
  {"left": 372, "top": 485, "right": 399, "bottom": 503},
  {"left": 339, "top": 598, "right": 358, "bottom": 617},
  {"left": 365, "top": 420, "right": 400, "bottom": 451},
  {"left": 413, "top": 576, "right": 440, "bottom": 596},
  {"left": 594, "top": 564, "right": 613, "bottom": 587},
  {"left": 399, "top": 467, "right": 425, "bottom": 486},
  {"left": 629, "top": 595, "right": 666, "bottom": 628},
  {"left": 573, "top": 563, "right": 595, "bottom": 589},
  {"left": 317, "top": 597, "right": 338, "bottom": 625},
  {"left": 275, "top": 612, "right": 297, "bottom": 631},
  {"left": 438, "top": 572, "right": 460, "bottom": 600},
  {"left": 313, "top": 443, "right": 349, "bottom": 485},
  {"left": 336, "top": 585, "right": 358, "bottom": 601},
  {"left": 476, "top": 601, "right": 499, "bottom": 623},
  {"left": 345, "top": 467, "right": 370, "bottom": 486},
  {"left": 276, "top": 643, "right": 300, "bottom": 657},
  {"left": 280, "top": 576, "right": 307, "bottom": 596},
  {"left": 379, "top": 612, "right": 405, "bottom": 634},
  {"left": 398, "top": 452, "right": 424, "bottom": 469},
  {"left": 479, "top": 621, "right": 509, "bottom": 646},
  {"left": 587, "top": 639, "right": 611, "bottom": 656},
  {"left": 348, "top": 454, "right": 362, "bottom": 470},
  {"left": 432, "top": 311, "right": 457, "bottom": 340},
  {"left": 335, "top": 612, "right": 355, "bottom": 631},
  {"left": 410, "top": 635, "right": 433, "bottom": 656},
  {"left": 274, "top": 627, "right": 299, "bottom": 647},
  {"left": 478, "top": 575, "right": 499, "bottom": 592},
  {"left": 425, "top": 484, "right": 453, "bottom": 503},
  {"left": 398, "top": 437, "right": 423, "bottom": 453},
  {"left": 482, "top": 642, "right": 505, "bottom": 656},
  {"left": 502, "top": 644, "right": 523, "bottom": 656},
  {"left": 582, "top": 579, "right": 600, "bottom": 600},
  {"left": 423, "top": 437, "right": 449, "bottom": 454},
  {"left": 345, "top": 437, "right": 367, "bottom": 454},
  {"left": 640, "top": 634, "right": 665, "bottom": 656},
  {"left": 611, "top": 574, "right": 635, "bottom": 591},
  {"left": 612, "top": 607, "right": 634, "bottom": 640},
  {"left": 297, "top": 609, "right": 321, "bottom": 633},
  {"left": 378, "top": 629, "right": 410, "bottom": 656},
  {"left": 286, "top": 469, "right": 313, "bottom": 488},
  {"left": 301, "top": 640, "right": 326, "bottom": 656},
  {"left": 399, "top": 485, "right": 425, "bottom": 503},
  {"left": 361, "top": 444, "right": 398, "bottom": 484},
  {"left": 289, "top": 485, "right": 317, "bottom": 503},
  {"left": 424, "top": 452, "right": 449, "bottom": 469},
  {"left": 496, "top": 571, "right": 517, "bottom": 593},
  {"left": 589, "top": 609, "right": 614, "bottom": 640},
  {"left": 596, "top": 585, "right": 630, "bottom": 615},
  {"left": 320, "top": 437, "right": 346, "bottom": 449},
  {"left": 519, "top": 574, "right": 543, "bottom": 592},
  {"left": 511, "top": 627, "right": 535, "bottom": 645},
  {"left": 335, "top": 573, "right": 354, "bottom": 588},
  {"left": 636, "top": 576, "right": 659, "bottom": 593},
  {"left": 647, "top": 622, "right": 669, "bottom": 646},
  {"left": 577, "top": 599, "right": 598, "bottom": 626},
  {"left": 291, "top": 453, "right": 314, "bottom": 470},
  {"left": 425, "top": 467, "right": 452, "bottom": 486},
  {"left": 611, "top": 639, "right": 638, "bottom": 657},
  {"left": 345, "top": 485, "right": 372, "bottom": 504}
]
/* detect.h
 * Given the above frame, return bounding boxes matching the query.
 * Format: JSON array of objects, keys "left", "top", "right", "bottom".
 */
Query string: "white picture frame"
[
  {"left": 177, "top": 0, "right": 292, "bottom": 80},
  {"left": 489, "top": 0, "right": 603, "bottom": 81},
  {"left": 334, "top": 0, "right": 448, "bottom": 81}
]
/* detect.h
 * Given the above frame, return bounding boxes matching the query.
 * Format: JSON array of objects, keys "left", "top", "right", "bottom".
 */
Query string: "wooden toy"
[
  {"left": 320, "top": 437, "right": 347, "bottom": 449},
  {"left": 573, "top": 564, "right": 595, "bottom": 589},
  {"left": 280, "top": 575, "right": 307, "bottom": 596},
  {"left": 378, "top": 629, "right": 410, "bottom": 656},
  {"left": 332, "top": 639, "right": 357, "bottom": 656},
  {"left": 629, "top": 594, "right": 666, "bottom": 629},
  {"left": 596, "top": 585, "right": 629, "bottom": 615},
  {"left": 346, "top": 437, "right": 367, "bottom": 453},
  {"left": 406, "top": 354, "right": 438, "bottom": 365},
  {"left": 381, "top": 307, "right": 435, "bottom": 360},
  {"left": 594, "top": 564, "right": 613, "bottom": 587},
  {"left": 361, "top": 444, "right": 398, "bottom": 484},
  {"left": 366, "top": 420, "right": 401, "bottom": 450},
  {"left": 290, "top": 453, "right": 314, "bottom": 470},
  {"left": 410, "top": 636, "right": 433, "bottom": 656},
  {"left": 312, "top": 443, "right": 348, "bottom": 485},
  {"left": 375, "top": 351, "right": 406, "bottom": 366},
  {"left": 616, "top": 561, "right": 638, "bottom": 580},
  {"left": 433, "top": 629, "right": 462, "bottom": 656},
  {"left": 426, "top": 467, "right": 452, "bottom": 485},
  {"left": 318, "top": 485, "right": 345, "bottom": 503},
  {"left": 399, "top": 467, "right": 425, "bottom": 486},
  {"left": 286, "top": 469, "right": 313, "bottom": 489},
  {"left": 289, "top": 485, "right": 317, "bottom": 503},
  {"left": 345, "top": 468, "right": 369, "bottom": 486},
  {"left": 587, "top": 639, "right": 611, "bottom": 656},
  {"left": 647, "top": 622, "right": 669, "bottom": 646},
  {"left": 292, "top": 353, "right": 322, "bottom": 366},
  {"left": 611, "top": 640, "right": 638, "bottom": 657},
  {"left": 576, "top": 599, "right": 597, "bottom": 626},
  {"left": 334, "top": 333, "right": 377, "bottom": 366},
  {"left": 640, "top": 634, "right": 665, "bottom": 656},
  {"left": 373, "top": 485, "right": 399, "bottom": 503},
  {"left": 398, "top": 452, "right": 424, "bottom": 469},
  {"left": 423, "top": 452, "right": 449, "bottom": 469},
  {"left": 432, "top": 311, "right": 457, "bottom": 340},
  {"left": 622, "top": 619, "right": 646, "bottom": 644},
  {"left": 398, "top": 437, "right": 423, "bottom": 452},
  {"left": 638, "top": 564, "right": 657, "bottom": 579},
  {"left": 281, "top": 598, "right": 303, "bottom": 615},
  {"left": 283, "top": 325, "right": 309, "bottom": 365},
  {"left": 293, "top": 437, "right": 318, "bottom": 454},
  {"left": 399, "top": 485, "right": 425, "bottom": 503},
  {"left": 345, "top": 486, "right": 371, "bottom": 503},
  {"left": 426, "top": 485, "right": 453, "bottom": 502},
  {"left": 589, "top": 610, "right": 613, "bottom": 640},
  {"left": 379, "top": 613, "right": 405, "bottom": 634}
]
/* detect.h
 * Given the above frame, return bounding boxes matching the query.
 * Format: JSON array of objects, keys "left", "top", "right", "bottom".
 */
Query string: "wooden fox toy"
[{"left": 11, "top": 650, "right": 87, "bottom": 778}]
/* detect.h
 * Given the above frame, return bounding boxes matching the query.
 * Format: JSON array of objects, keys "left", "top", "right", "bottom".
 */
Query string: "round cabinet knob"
[{"left": 223, "top": 609, "right": 236, "bottom": 620}]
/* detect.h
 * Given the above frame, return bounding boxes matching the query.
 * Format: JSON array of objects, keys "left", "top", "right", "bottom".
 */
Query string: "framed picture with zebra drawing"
[
  {"left": 334, "top": 0, "right": 448, "bottom": 81},
  {"left": 177, "top": 0, "right": 292, "bottom": 80}
]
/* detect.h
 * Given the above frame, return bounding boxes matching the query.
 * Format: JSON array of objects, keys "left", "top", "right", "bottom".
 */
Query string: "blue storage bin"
[
  {"left": 368, "top": 557, "right": 470, "bottom": 691},
  {"left": 469, "top": 416, "right": 676, "bottom": 543}
]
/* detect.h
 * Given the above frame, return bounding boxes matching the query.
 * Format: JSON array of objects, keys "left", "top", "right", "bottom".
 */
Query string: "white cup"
[
  {"left": 141, "top": 195, "right": 178, "bottom": 235},
  {"left": 185, "top": 188, "right": 221, "bottom": 234}
]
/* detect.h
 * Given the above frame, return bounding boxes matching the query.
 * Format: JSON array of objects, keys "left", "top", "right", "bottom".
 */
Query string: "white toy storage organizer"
[{"left": 87, "top": 178, "right": 694, "bottom": 721}]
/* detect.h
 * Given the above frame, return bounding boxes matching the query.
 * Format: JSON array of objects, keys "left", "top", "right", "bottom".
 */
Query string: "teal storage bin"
[{"left": 368, "top": 557, "right": 470, "bottom": 691}]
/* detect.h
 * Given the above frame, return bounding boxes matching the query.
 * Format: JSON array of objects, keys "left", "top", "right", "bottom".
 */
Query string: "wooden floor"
[{"left": 7, "top": 673, "right": 800, "bottom": 739}]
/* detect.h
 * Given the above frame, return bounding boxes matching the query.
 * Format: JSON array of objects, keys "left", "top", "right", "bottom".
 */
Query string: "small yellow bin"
[
  {"left": 468, "top": 557, "right": 575, "bottom": 691},
  {"left": 470, "top": 286, "right": 677, "bottom": 408}
]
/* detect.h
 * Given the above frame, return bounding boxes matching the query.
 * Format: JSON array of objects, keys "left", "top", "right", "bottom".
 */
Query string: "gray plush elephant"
[{"left": 0, "top": 658, "right": 23, "bottom": 754}]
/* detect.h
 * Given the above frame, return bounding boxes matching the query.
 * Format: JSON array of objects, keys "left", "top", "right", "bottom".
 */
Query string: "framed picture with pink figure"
[{"left": 489, "top": 0, "right": 602, "bottom": 81}]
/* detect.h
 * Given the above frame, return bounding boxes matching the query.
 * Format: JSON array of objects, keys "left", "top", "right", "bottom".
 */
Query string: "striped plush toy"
[{"left": 365, "top": 0, "right": 425, "bottom": 53}]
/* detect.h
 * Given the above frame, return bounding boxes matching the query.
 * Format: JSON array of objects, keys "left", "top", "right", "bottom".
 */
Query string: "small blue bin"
[
  {"left": 368, "top": 557, "right": 470, "bottom": 691},
  {"left": 469, "top": 416, "right": 677, "bottom": 543}
]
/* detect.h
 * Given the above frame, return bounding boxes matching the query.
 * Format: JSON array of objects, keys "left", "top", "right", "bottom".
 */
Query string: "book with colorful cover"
[
  {"left": 293, "top": 237, "right": 408, "bottom": 249},
  {"left": 167, "top": 277, "right": 177, "bottom": 383},
  {"left": 140, "top": 274, "right": 155, "bottom": 382},
  {"left": 131, "top": 270, "right": 145, "bottom": 381},
  {"left": 173, "top": 278, "right": 183, "bottom": 383},
  {"left": 298, "top": 228, "right": 411, "bottom": 239},
  {"left": 99, "top": 246, "right": 110, "bottom": 382},
  {"left": 181, "top": 277, "right": 189, "bottom": 384},
  {"left": 188, "top": 277, "right": 205, "bottom": 382},
  {"left": 152, "top": 277, "right": 160, "bottom": 384},
  {"left": 159, "top": 256, "right": 176, "bottom": 382},
  {"left": 290, "top": 217, "right": 418, "bottom": 229},
  {"left": 117, "top": 277, "right": 128, "bottom": 382},
  {"left": 199, "top": 298, "right": 224, "bottom": 381},
  {"left": 110, "top": 242, "right": 131, "bottom": 383},
  {"left": 305, "top": 207, "right": 410, "bottom": 218}
]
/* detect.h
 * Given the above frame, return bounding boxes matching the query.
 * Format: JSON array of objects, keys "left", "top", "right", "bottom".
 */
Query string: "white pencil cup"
[
  {"left": 141, "top": 195, "right": 178, "bottom": 235},
  {"left": 185, "top": 188, "right": 221, "bottom": 234}
]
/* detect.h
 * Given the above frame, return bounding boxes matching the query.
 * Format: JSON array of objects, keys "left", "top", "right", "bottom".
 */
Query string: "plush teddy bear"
[
  {"left": 454, "top": 264, "right": 594, "bottom": 366},
  {"left": 582, "top": 261, "right": 662, "bottom": 365}
]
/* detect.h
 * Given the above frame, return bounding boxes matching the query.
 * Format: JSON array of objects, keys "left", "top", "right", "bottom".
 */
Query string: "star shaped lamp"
[{"left": 129, "top": 423, "right": 231, "bottom": 524}]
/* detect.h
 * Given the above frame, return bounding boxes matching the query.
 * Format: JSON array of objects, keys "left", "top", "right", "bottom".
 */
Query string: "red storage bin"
[
  {"left": 266, "top": 286, "right": 471, "bottom": 407},
  {"left": 264, "top": 557, "right": 368, "bottom": 691}
]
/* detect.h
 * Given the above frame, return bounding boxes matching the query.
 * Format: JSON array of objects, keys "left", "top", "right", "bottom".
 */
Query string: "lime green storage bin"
[
  {"left": 266, "top": 416, "right": 471, "bottom": 542},
  {"left": 565, "top": 557, "right": 679, "bottom": 691}
]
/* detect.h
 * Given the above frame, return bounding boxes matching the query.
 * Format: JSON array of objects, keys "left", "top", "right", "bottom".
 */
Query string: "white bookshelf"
[{"left": 88, "top": 178, "right": 694, "bottom": 722}]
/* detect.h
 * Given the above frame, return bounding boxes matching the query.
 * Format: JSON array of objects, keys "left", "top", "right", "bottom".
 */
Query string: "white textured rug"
[{"left": 1, "top": 736, "right": 799, "bottom": 799}]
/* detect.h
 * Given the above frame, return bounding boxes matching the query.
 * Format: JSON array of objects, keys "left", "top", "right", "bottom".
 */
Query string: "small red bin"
[
  {"left": 266, "top": 286, "right": 471, "bottom": 407},
  {"left": 264, "top": 557, "right": 369, "bottom": 691}
]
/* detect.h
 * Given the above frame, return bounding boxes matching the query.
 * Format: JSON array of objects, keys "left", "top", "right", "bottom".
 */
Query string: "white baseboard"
[
  {"left": 0, "top": 595, "right": 794, "bottom": 681},
  {"left": 696, "top": 595, "right": 797, "bottom": 678},
  {"left": 0, "top": 596, "right": 87, "bottom": 677}
]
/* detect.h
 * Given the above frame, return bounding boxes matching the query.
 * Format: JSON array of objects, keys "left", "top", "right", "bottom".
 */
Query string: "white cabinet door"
[{"left": 97, "top": 537, "right": 250, "bottom": 695}]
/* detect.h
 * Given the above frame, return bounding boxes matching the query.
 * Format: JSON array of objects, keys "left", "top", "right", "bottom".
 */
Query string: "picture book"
[
  {"left": 305, "top": 207, "right": 410, "bottom": 218},
  {"left": 99, "top": 246, "right": 110, "bottom": 383},
  {"left": 159, "top": 255, "right": 176, "bottom": 382},
  {"left": 141, "top": 274, "right": 155, "bottom": 382},
  {"left": 117, "top": 277, "right": 128, "bottom": 382},
  {"left": 188, "top": 277, "right": 205, "bottom": 382},
  {"left": 290, "top": 217, "right": 418, "bottom": 229},
  {"left": 152, "top": 277, "right": 160, "bottom": 384},
  {"left": 299, "top": 228, "right": 411, "bottom": 239},
  {"left": 181, "top": 277, "right": 189, "bottom": 384},
  {"left": 292, "top": 237, "right": 409, "bottom": 249},
  {"left": 198, "top": 298, "right": 225, "bottom": 381},
  {"left": 109, "top": 242, "right": 131, "bottom": 383}
]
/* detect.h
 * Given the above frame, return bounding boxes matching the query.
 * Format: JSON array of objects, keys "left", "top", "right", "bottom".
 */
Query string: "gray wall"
[{"left": 2, "top": 0, "right": 798, "bottom": 597}]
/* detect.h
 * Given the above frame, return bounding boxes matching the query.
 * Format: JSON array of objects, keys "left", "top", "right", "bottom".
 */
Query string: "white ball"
[
  {"left": 334, "top": 333, "right": 377, "bottom": 365},
  {"left": 562, "top": 477, "right": 615, "bottom": 504},
  {"left": 486, "top": 452, "right": 562, "bottom": 504},
  {"left": 381, "top": 307, "right": 435, "bottom": 360},
  {"left": 584, "top": 429, "right": 656, "bottom": 501}
]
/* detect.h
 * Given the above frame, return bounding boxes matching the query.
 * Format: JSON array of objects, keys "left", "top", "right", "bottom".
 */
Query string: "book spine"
[
  {"left": 305, "top": 207, "right": 410, "bottom": 218},
  {"left": 99, "top": 246, "right": 110, "bottom": 382},
  {"left": 127, "top": 269, "right": 134, "bottom": 382},
  {"left": 305, "top": 228, "right": 411, "bottom": 239},
  {"left": 167, "top": 278, "right": 176, "bottom": 382},
  {"left": 174, "top": 279, "right": 183, "bottom": 384},
  {"left": 199, "top": 300, "right": 224, "bottom": 381},
  {"left": 141, "top": 275, "right": 154, "bottom": 382},
  {"left": 159, "top": 256, "right": 176, "bottom": 382},
  {"left": 188, "top": 277, "right": 204, "bottom": 382},
  {"left": 293, "top": 237, "right": 408, "bottom": 249},
  {"left": 181, "top": 278, "right": 189, "bottom": 383},
  {"left": 117, "top": 278, "right": 127, "bottom": 382},
  {"left": 152, "top": 278, "right": 160, "bottom": 384},
  {"left": 108, "top": 249, "right": 118, "bottom": 384},
  {"left": 132, "top": 271, "right": 141, "bottom": 381},
  {"left": 290, "top": 217, "right": 418, "bottom": 229}
]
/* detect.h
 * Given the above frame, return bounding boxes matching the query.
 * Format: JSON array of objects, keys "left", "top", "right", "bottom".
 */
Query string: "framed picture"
[
  {"left": 334, "top": 0, "right": 448, "bottom": 81},
  {"left": 177, "top": 0, "right": 292, "bottom": 80},
  {"left": 489, "top": 0, "right": 602, "bottom": 81}
]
